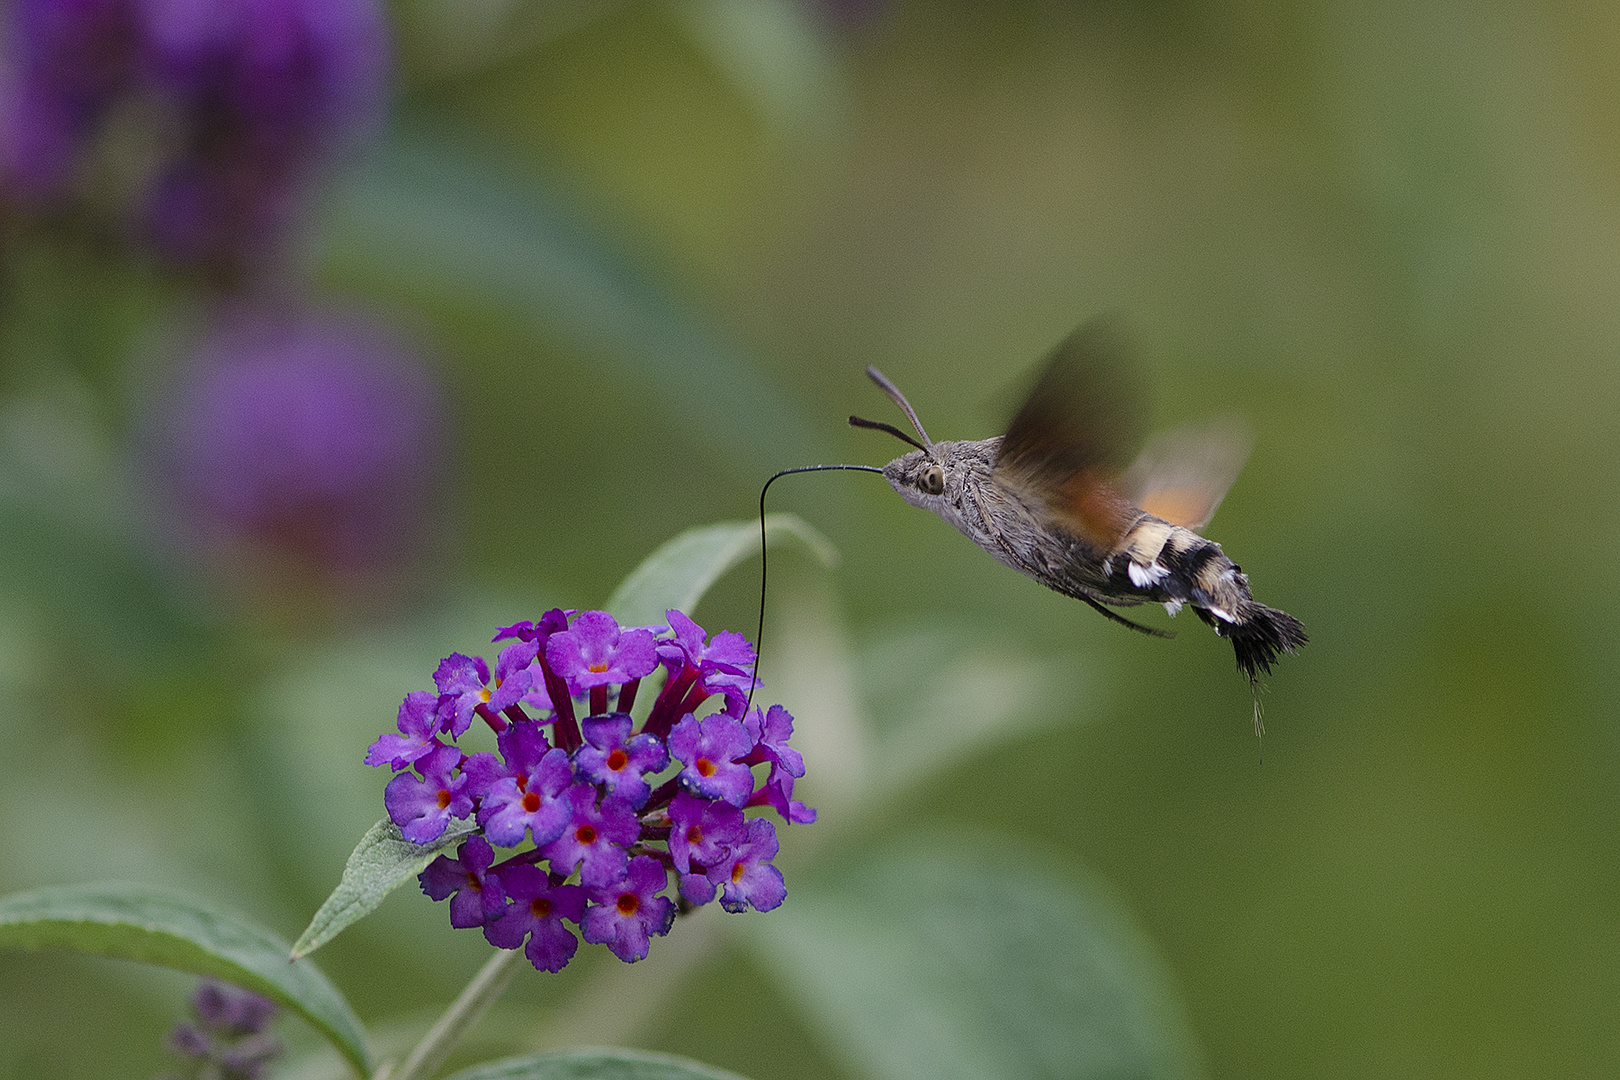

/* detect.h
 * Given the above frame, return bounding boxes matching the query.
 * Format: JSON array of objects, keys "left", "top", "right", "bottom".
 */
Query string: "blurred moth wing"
[
  {"left": 992, "top": 317, "right": 1146, "bottom": 549},
  {"left": 1116, "top": 420, "right": 1253, "bottom": 532}
]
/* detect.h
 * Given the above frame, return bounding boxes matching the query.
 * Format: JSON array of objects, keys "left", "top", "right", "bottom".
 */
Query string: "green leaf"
[
  {"left": 324, "top": 126, "right": 828, "bottom": 465},
  {"left": 0, "top": 882, "right": 371, "bottom": 1076},
  {"left": 676, "top": 0, "right": 844, "bottom": 138},
  {"left": 606, "top": 514, "right": 836, "bottom": 629},
  {"left": 444, "top": 1047, "right": 755, "bottom": 1080},
  {"left": 747, "top": 837, "right": 1203, "bottom": 1080},
  {"left": 292, "top": 817, "right": 479, "bottom": 960}
]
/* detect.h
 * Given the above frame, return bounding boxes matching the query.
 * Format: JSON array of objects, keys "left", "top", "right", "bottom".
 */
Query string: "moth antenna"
[
  {"left": 748, "top": 464, "right": 887, "bottom": 715},
  {"left": 864, "top": 366, "right": 933, "bottom": 448},
  {"left": 848, "top": 414, "right": 927, "bottom": 453}
]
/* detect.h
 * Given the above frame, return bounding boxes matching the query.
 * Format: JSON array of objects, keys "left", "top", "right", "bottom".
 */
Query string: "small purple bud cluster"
[
  {"left": 158, "top": 980, "right": 280, "bottom": 1080},
  {"left": 368, "top": 608, "right": 814, "bottom": 972}
]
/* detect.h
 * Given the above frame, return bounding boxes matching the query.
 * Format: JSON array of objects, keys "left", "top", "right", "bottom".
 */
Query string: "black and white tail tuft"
[{"left": 1225, "top": 601, "right": 1308, "bottom": 682}]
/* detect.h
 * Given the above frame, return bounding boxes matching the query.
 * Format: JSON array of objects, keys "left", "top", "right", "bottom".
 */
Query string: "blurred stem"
[{"left": 381, "top": 947, "right": 523, "bottom": 1080}]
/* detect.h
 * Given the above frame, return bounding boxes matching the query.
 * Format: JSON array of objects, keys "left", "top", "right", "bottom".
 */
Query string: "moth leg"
[{"left": 1080, "top": 595, "right": 1174, "bottom": 638}]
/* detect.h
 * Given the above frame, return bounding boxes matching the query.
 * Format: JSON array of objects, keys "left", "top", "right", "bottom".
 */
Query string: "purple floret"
[
  {"left": 666, "top": 791, "right": 745, "bottom": 874},
  {"left": 573, "top": 713, "right": 668, "bottom": 806},
  {"left": 581, "top": 855, "right": 675, "bottom": 963},
  {"left": 365, "top": 690, "right": 440, "bottom": 769},
  {"left": 668, "top": 713, "right": 756, "bottom": 807},
  {"left": 546, "top": 610, "right": 659, "bottom": 697},
  {"left": 457, "top": 750, "right": 503, "bottom": 805},
  {"left": 478, "top": 746, "right": 573, "bottom": 848},
  {"left": 541, "top": 784, "right": 639, "bottom": 883},
  {"left": 169, "top": 1019, "right": 211, "bottom": 1058},
  {"left": 487, "top": 639, "right": 538, "bottom": 712},
  {"left": 751, "top": 773, "right": 819, "bottom": 825},
  {"left": 433, "top": 653, "right": 490, "bottom": 738},
  {"left": 656, "top": 609, "right": 757, "bottom": 718},
  {"left": 483, "top": 864, "right": 585, "bottom": 973},
  {"left": 710, "top": 818, "right": 786, "bottom": 913},
  {"left": 493, "top": 608, "right": 572, "bottom": 644},
  {"left": 744, "top": 704, "right": 805, "bottom": 779},
  {"left": 384, "top": 743, "right": 470, "bottom": 843},
  {"left": 419, "top": 835, "right": 506, "bottom": 929},
  {"left": 493, "top": 720, "right": 551, "bottom": 784},
  {"left": 658, "top": 609, "right": 756, "bottom": 678}
]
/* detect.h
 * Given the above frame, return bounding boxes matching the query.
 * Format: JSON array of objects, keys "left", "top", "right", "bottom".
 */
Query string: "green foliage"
[
  {"left": 444, "top": 1047, "right": 755, "bottom": 1080},
  {"left": 606, "top": 514, "right": 835, "bottom": 628},
  {"left": 324, "top": 124, "right": 828, "bottom": 465},
  {"left": 753, "top": 838, "right": 1201, "bottom": 1080},
  {"left": 9, "top": 2, "right": 1620, "bottom": 1077},
  {"left": 0, "top": 882, "right": 370, "bottom": 1075}
]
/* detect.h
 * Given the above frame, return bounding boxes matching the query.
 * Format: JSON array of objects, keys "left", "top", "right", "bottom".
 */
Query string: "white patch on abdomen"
[{"left": 1128, "top": 561, "right": 1169, "bottom": 588}]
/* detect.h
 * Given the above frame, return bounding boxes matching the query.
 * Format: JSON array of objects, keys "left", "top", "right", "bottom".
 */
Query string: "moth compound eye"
[{"left": 920, "top": 466, "right": 945, "bottom": 495}]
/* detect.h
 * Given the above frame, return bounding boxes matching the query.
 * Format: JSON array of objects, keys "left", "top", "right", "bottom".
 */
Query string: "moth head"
[{"left": 877, "top": 446, "right": 946, "bottom": 505}]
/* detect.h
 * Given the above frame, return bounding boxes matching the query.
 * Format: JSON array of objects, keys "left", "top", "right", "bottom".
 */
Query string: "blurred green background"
[{"left": 4, "top": 0, "right": 1620, "bottom": 1077}]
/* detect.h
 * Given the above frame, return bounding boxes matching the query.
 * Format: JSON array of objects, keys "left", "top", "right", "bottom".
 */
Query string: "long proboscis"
[{"left": 746, "top": 464, "right": 886, "bottom": 715}]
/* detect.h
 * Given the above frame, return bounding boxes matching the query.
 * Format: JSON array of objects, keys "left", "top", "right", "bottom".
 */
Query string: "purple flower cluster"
[
  {"left": 368, "top": 608, "right": 814, "bottom": 972},
  {"left": 160, "top": 979, "right": 280, "bottom": 1080},
  {"left": 0, "top": 0, "right": 389, "bottom": 274},
  {"left": 148, "top": 305, "right": 442, "bottom": 578}
]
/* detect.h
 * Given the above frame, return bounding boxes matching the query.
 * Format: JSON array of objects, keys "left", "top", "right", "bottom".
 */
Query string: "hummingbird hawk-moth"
[{"left": 849, "top": 318, "right": 1306, "bottom": 729}]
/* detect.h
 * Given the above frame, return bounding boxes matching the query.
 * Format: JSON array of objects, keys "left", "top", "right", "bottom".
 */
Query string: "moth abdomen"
[{"left": 1108, "top": 518, "right": 1307, "bottom": 679}]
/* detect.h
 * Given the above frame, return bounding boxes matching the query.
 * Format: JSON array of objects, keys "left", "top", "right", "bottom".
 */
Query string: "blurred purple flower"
[
  {"left": 163, "top": 979, "right": 281, "bottom": 1079},
  {"left": 151, "top": 308, "right": 442, "bottom": 580},
  {"left": 0, "top": 0, "right": 389, "bottom": 273},
  {"left": 0, "top": 0, "right": 138, "bottom": 201},
  {"left": 135, "top": 0, "right": 390, "bottom": 270}
]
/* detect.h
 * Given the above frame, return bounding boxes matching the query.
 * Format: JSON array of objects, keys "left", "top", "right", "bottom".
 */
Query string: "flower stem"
[{"left": 381, "top": 947, "right": 523, "bottom": 1080}]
